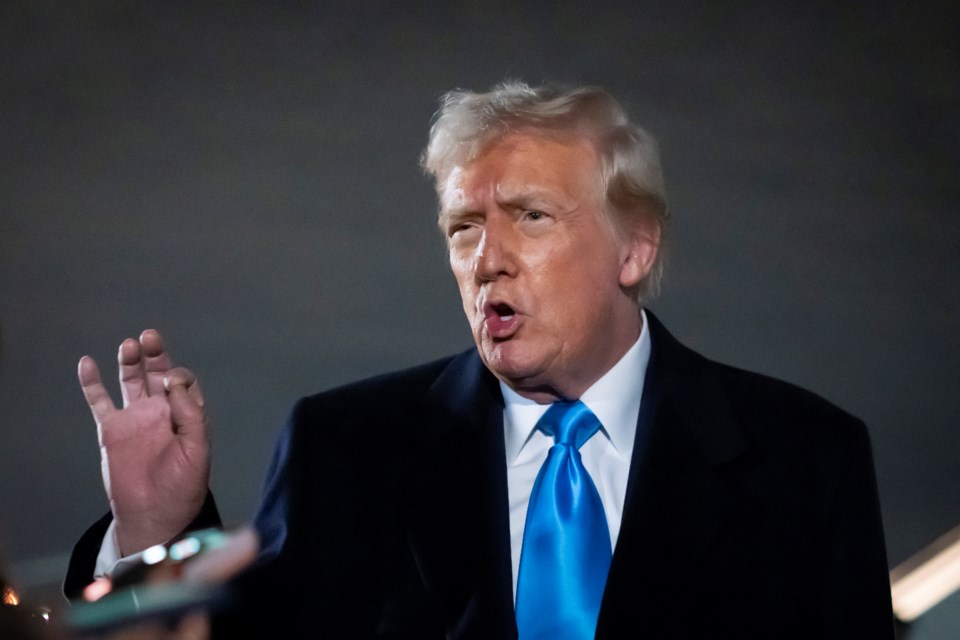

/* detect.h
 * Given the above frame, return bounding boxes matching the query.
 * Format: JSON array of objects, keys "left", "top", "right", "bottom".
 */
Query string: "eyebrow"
[
  {"left": 495, "top": 186, "right": 568, "bottom": 210},
  {"left": 437, "top": 207, "right": 477, "bottom": 232},
  {"left": 438, "top": 184, "right": 575, "bottom": 222}
]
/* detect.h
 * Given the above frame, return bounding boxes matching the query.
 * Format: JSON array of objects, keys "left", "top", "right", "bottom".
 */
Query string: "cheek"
[
  {"left": 449, "top": 250, "right": 472, "bottom": 287},
  {"left": 449, "top": 261, "right": 478, "bottom": 315},
  {"left": 448, "top": 248, "right": 469, "bottom": 274},
  {"left": 542, "top": 256, "right": 619, "bottom": 322},
  {"left": 456, "top": 282, "right": 476, "bottom": 316}
]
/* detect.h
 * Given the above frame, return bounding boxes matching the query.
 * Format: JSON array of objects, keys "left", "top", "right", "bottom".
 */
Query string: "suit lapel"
[
  {"left": 405, "top": 315, "right": 751, "bottom": 637},
  {"left": 406, "top": 349, "right": 518, "bottom": 639},
  {"left": 598, "top": 312, "right": 749, "bottom": 633}
]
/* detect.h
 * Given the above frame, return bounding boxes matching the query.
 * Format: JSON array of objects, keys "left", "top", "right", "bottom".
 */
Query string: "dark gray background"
[{"left": 1, "top": 1, "right": 958, "bottom": 634}]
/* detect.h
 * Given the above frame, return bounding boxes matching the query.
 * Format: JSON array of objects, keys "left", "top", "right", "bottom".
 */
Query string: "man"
[{"left": 66, "top": 82, "right": 894, "bottom": 638}]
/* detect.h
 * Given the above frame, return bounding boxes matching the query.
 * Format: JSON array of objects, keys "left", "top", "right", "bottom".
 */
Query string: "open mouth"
[
  {"left": 491, "top": 302, "right": 515, "bottom": 320},
  {"left": 483, "top": 301, "right": 521, "bottom": 338}
]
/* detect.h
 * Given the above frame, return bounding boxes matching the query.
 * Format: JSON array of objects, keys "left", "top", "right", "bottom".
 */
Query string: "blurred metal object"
[{"left": 891, "top": 522, "right": 960, "bottom": 623}]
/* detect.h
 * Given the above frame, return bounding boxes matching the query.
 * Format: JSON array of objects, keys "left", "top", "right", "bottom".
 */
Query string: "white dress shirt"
[
  {"left": 502, "top": 309, "right": 651, "bottom": 597},
  {"left": 95, "top": 519, "right": 143, "bottom": 578}
]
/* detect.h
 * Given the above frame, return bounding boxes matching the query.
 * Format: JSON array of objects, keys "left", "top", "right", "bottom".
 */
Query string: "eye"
[
  {"left": 446, "top": 218, "right": 482, "bottom": 241},
  {"left": 448, "top": 222, "right": 473, "bottom": 236},
  {"left": 524, "top": 210, "right": 547, "bottom": 221}
]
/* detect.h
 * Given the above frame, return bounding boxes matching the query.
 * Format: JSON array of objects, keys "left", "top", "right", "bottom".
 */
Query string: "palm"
[{"left": 79, "top": 330, "right": 210, "bottom": 555}]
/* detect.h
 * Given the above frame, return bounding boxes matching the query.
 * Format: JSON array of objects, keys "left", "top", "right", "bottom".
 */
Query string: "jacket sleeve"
[{"left": 62, "top": 491, "right": 222, "bottom": 600}]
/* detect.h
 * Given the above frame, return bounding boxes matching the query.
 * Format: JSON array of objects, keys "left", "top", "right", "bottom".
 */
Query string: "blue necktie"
[{"left": 515, "top": 401, "right": 612, "bottom": 640}]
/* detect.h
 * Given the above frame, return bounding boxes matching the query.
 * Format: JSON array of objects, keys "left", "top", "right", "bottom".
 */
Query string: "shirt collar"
[{"left": 501, "top": 309, "right": 651, "bottom": 465}]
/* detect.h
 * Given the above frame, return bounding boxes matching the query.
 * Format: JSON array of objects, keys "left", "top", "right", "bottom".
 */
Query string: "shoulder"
[
  {"left": 709, "top": 360, "right": 871, "bottom": 459},
  {"left": 278, "top": 348, "right": 476, "bottom": 444},
  {"left": 300, "top": 353, "right": 459, "bottom": 414},
  {"left": 648, "top": 315, "right": 880, "bottom": 537},
  {"left": 646, "top": 311, "right": 871, "bottom": 465},
  {"left": 713, "top": 360, "right": 864, "bottom": 430}
]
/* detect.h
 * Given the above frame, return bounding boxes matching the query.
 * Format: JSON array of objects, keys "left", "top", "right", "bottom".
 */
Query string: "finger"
[
  {"left": 140, "top": 329, "right": 172, "bottom": 397},
  {"left": 164, "top": 368, "right": 207, "bottom": 439},
  {"left": 174, "top": 367, "right": 204, "bottom": 408},
  {"left": 78, "top": 356, "right": 117, "bottom": 423},
  {"left": 183, "top": 527, "right": 259, "bottom": 585},
  {"left": 82, "top": 577, "right": 112, "bottom": 603},
  {"left": 163, "top": 367, "right": 204, "bottom": 405},
  {"left": 118, "top": 338, "right": 146, "bottom": 406},
  {"left": 174, "top": 612, "right": 210, "bottom": 640}
]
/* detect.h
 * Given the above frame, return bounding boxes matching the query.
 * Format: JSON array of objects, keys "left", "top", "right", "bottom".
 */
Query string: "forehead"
[{"left": 440, "top": 132, "right": 602, "bottom": 212}]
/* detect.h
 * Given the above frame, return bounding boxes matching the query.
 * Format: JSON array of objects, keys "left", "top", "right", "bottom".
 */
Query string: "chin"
[{"left": 479, "top": 339, "right": 549, "bottom": 387}]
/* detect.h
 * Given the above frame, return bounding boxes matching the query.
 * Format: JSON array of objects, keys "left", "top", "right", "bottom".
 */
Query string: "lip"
[{"left": 482, "top": 299, "right": 522, "bottom": 340}]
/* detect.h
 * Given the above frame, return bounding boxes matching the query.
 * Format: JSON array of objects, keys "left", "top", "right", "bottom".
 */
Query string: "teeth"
[{"left": 499, "top": 315, "right": 513, "bottom": 321}]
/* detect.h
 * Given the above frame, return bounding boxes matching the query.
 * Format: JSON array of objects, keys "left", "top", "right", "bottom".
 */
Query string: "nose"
[{"left": 474, "top": 215, "right": 518, "bottom": 282}]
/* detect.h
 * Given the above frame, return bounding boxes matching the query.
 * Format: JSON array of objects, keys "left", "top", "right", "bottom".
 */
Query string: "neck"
[{"left": 506, "top": 310, "right": 644, "bottom": 404}]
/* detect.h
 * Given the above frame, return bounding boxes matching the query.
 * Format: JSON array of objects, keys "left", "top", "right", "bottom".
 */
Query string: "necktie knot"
[{"left": 536, "top": 400, "right": 602, "bottom": 449}]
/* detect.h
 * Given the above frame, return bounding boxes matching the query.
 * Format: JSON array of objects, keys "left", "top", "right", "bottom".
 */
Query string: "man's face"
[{"left": 441, "top": 132, "right": 657, "bottom": 402}]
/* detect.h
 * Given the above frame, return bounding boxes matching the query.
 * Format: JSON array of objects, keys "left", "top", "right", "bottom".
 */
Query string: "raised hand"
[{"left": 78, "top": 330, "right": 211, "bottom": 556}]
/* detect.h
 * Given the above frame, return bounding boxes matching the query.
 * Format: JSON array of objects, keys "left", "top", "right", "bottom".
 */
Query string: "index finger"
[{"left": 78, "top": 356, "right": 117, "bottom": 423}]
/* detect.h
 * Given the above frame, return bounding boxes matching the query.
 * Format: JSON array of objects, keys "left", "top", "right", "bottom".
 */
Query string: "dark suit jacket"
[{"left": 67, "top": 313, "right": 894, "bottom": 638}]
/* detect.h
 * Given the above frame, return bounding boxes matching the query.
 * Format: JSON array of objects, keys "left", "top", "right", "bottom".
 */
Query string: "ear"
[{"left": 618, "top": 217, "right": 661, "bottom": 289}]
